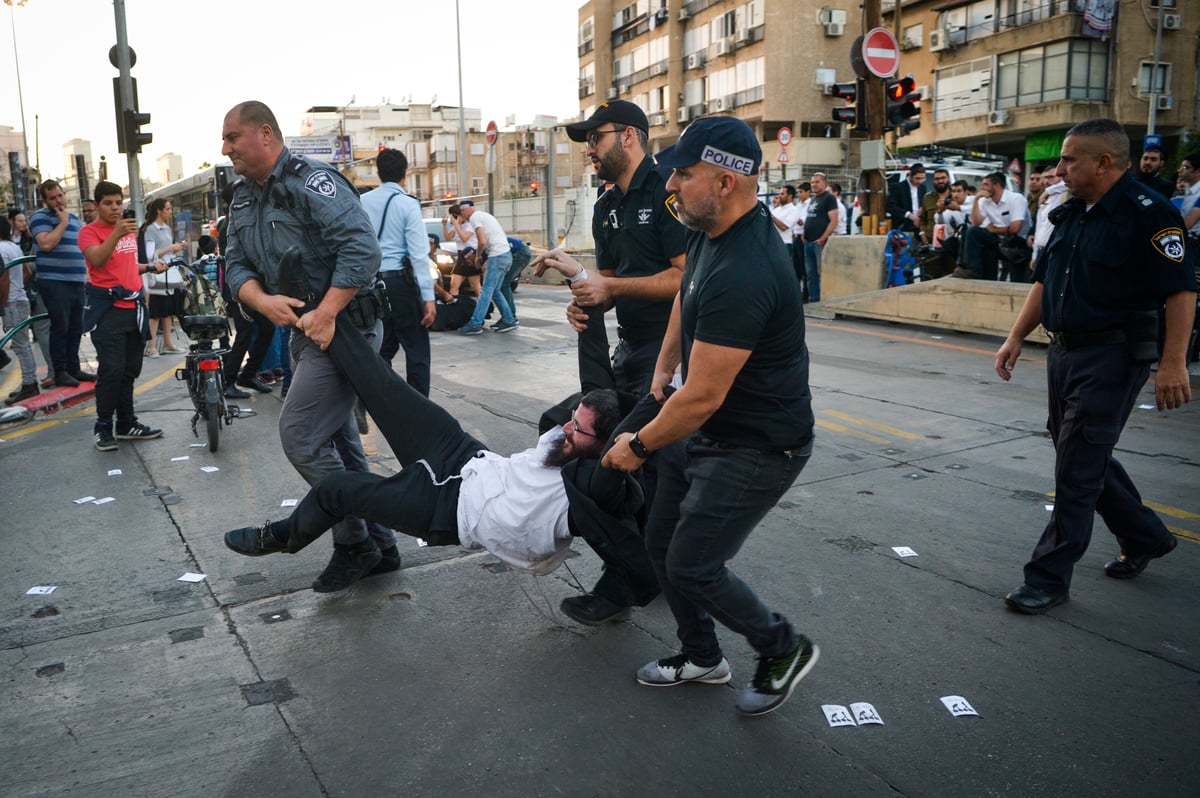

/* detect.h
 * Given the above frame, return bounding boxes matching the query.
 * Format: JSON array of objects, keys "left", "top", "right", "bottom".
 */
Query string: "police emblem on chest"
[
  {"left": 304, "top": 171, "right": 337, "bottom": 198},
  {"left": 637, "top": 208, "right": 653, "bottom": 224},
  {"left": 1151, "top": 227, "right": 1186, "bottom": 263}
]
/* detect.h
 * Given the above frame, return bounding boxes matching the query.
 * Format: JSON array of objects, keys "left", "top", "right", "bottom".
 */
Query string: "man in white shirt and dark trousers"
[
  {"left": 457, "top": 201, "right": 518, "bottom": 335},
  {"left": 955, "top": 171, "right": 1028, "bottom": 281},
  {"left": 361, "top": 149, "right": 437, "bottom": 396}
]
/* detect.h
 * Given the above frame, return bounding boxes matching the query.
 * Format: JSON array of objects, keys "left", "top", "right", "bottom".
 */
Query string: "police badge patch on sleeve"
[
  {"left": 1151, "top": 227, "right": 1186, "bottom": 263},
  {"left": 665, "top": 193, "right": 681, "bottom": 223},
  {"left": 304, "top": 170, "right": 337, "bottom": 198}
]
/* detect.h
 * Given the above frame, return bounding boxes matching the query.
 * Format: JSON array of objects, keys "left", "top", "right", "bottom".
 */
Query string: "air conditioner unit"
[
  {"left": 929, "top": 29, "right": 948, "bottom": 52},
  {"left": 824, "top": 22, "right": 845, "bottom": 37},
  {"left": 678, "top": 107, "right": 691, "bottom": 123},
  {"left": 818, "top": 9, "right": 848, "bottom": 25},
  {"left": 712, "top": 97, "right": 725, "bottom": 112},
  {"left": 678, "top": 8, "right": 691, "bottom": 21},
  {"left": 716, "top": 37, "right": 733, "bottom": 56},
  {"left": 723, "top": 94, "right": 736, "bottom": 110},
  {"left": 685, "top": 52, "right": 701, "bottom": 69},
  {"left": 1162, "top": 13, "right": 1182, "bottom": 30},
  {"left": 650, "top": 63, "right": 665, "bottom": 77},
  {"left": 1157, "top": 95, "right": 1174, "bottom": 111},
  {"left": 649, "top": 112, "right": 666, "bottom": 126},
  {"left": 618, "top": 83, "right": 631, "bottom": 94},
  {"left": 988, "top": 109, "right": 1011, "bottom": 126},
  {"left": 736, "top": 28, "right": 752, "bottom": 43},
  {"left": 916, "top": 84, "right": 930, "bottom": 101},
  {"left": 606, "top": 88, "right": 619, "bottom": 100}
]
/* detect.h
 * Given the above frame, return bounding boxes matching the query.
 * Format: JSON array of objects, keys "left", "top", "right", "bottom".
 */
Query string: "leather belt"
[{"left": 1046, "top": 328, "right": 1126, "bottom": 350}]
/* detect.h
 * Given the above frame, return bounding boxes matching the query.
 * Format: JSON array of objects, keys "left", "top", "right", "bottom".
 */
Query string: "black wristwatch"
[{"left": 628, "top": 431, "right": 651, "bottom": 459}]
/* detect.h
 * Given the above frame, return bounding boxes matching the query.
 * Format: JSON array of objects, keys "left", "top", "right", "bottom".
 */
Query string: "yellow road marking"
[
  {"left": 820, "top": 409, "right": 923, "bottom": 440},
  {"left": 1144, "top": 500, "right": 1200, "bottom": 522},
  {"left": 1167, "top": 526, "right": 1200, "bottom": 545},
  {"left": 815, "top": 418, "right": 890, "bottom": 445},
  {"left": 1, "top": 365, "right": 182, "bottom": 441}
]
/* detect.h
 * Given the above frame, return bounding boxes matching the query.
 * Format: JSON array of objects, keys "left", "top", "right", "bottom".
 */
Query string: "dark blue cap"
[{"left": 655, "top": 116, "right": 762, "bottom": 176}]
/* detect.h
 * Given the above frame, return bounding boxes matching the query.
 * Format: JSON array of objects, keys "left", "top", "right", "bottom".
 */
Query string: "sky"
[{"left": 1, "top": 0, "right": 582, "bottom": 189}]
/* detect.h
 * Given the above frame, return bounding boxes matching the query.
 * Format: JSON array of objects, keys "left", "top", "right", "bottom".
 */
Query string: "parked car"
[{"left": 425, "top": 218, "right": 458, "bottom": 288}]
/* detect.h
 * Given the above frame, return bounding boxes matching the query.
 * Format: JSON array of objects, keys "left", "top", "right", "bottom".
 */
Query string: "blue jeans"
[
  {"left": 803, "top": 242, "right": 823, "bottom": 303},
  {"left": 467, "top": 251, "right": 516, "bottom": 327},
  {"left": 645, "top": 434, "right": 810, "bottom": 665},
  {"left": 36, "top": 278, "right": 85, "bottom": 372}
]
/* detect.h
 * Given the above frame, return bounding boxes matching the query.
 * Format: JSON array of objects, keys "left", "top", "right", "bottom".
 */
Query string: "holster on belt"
[
  {"left": 1124, "top": 310, "right": 1160, "bottom": 364},
  {"left": 277, "top": 245, "right": 390, "bottom": 330}
]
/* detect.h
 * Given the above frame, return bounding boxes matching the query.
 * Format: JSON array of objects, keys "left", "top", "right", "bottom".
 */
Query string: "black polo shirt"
[
  {"left": 1034, "top": 172, "right": 1195, "bottom": 333},
  {"left": 593, "top": 156, "right": 688, "bottom": 343},
  {"left": 678, "top": 203, "right": 814, "bottom": 453}
]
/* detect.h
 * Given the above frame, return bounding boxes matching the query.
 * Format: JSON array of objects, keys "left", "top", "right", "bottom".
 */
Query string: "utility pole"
[{"left": 864, "top": 0, "right": 886, "bottom": 231}]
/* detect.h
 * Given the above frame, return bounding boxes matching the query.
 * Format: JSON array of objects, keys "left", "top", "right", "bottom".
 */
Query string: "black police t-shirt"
[
  {"left": 678, "top": 203, "right": 814, "bottom": 452},
  {"left": 593, "top": 158, "right": 688, "bottom": 342}
]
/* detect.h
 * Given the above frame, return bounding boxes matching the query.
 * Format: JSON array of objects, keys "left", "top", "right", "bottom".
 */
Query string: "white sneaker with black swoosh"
[
  {"left": 735, "top": 635, "right": 820, "bottom": 716},
  {"left": 636, "top": 653, "right": 731, "bottom": 686}
]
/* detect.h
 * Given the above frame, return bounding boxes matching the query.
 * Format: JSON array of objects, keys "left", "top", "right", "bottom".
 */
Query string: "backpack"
[{"left": 181, "top": 268, "right": 227, "bottom": 319}]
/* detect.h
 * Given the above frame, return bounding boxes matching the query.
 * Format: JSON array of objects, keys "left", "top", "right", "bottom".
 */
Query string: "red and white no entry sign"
[
  {"left": 485, "top": 120, "right": 498, "bottom": 147},
  {"left": 862, "top": 27, "right": 900, "bottom": 79}
]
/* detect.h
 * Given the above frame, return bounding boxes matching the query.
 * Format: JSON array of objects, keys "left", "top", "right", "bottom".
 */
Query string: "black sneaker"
[
  {"left": 367, "top": 545, "right": 402, "bottom": 576},
  {"left": 115, "top": 420, "right": 163, "bottom": 440},
  {"left": 734, "top": 635, "right": 820, "bottom": 716},
  {"left": 561, "top": 593, "right": 632, "bottom": 625},
  {"left": 94, "top": 423, "right": 118, "bottom": 452},
  {"left": 312, "top": 542, "right": 382, "bottom": 593}
]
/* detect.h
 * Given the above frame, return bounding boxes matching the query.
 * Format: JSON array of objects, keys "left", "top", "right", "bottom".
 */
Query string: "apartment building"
[
  {"left": 578, "top": 0, "right": 866, "bottom": 183},
  {"left": 890, "top": 0, "right": 1197, "bottom": 166},
  {"left": 300, "top": 103, "right": 585, "bottom": 203}
]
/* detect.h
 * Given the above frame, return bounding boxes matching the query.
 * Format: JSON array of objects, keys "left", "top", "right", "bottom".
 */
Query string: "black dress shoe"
[
  {"left": 5, "top": 382, "right": 39, "bottom": 405},
  {"left": 312, "top": 542, "right": 382, "bottom": 593},
  {"left": 560, "top": 593, "right": 633, "bottom": 625},
  {"left": 224, "top": 522, "right": 288, "bottom": 556},
  {"left": 224, "top": 385, "right": 252, "bottom": 399},
  {"left": 367, "top": 545, "right": 402, "bottom": 577},
  {"left": 54, "top": 370, "right": 81, "bottom": 388},
  {"left": 237, "top": 376, "right": 273, "bottom": 394},
  {"left": 1004, "top": 584, "right": 1069, "bottom": 615},
  {"left": 68, "top": 369, "right": 96, "bottom": 382},
  {"left": 1104, "top": 534, "right": 1178, "bottom": 579}
]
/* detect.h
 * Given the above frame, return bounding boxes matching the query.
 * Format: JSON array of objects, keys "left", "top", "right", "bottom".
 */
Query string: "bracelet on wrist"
[
  {"left": 628, "top": 431, "right": 651, "bottom": 459},
  {"left": 564, "top": 268, "right": 588, "bottom": 284}
]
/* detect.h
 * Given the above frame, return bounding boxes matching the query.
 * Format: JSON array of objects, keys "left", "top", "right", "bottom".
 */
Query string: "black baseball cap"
[
  {"left": 655, "top": 116, "right": 762, "bottom": 176},
  {"left": 565, "top": 101, "right": 649, "bottom": 143}
]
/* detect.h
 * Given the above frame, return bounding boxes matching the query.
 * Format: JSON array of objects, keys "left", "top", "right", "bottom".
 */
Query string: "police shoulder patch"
[
  {"left": 1151, "top": 227, "right": 1186, "bottom": 263},
  {"left": 665, "top": 193, "right": 681, "bottom": 223},
  {"left": 304, "top": 170, "right": 337, "bottom": 198}
]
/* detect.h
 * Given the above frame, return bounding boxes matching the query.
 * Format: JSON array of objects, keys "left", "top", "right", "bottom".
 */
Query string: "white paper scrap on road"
[
  {"left": 177, "top": 572, "right": 207, "bottom": 582},
  {"left": 73, "top": 496, "right": 97, "bottom": 504},
  {"left": 108, "top": 469, "right": 122, "bottom": 476},
  {"left": 1045, "top": 504, "right": 1055, "bottom": 511},
  {"left": 92, "top": 497, "right": 115, "bottom": 505},
  {"left": 171, "top": 456, "right": 190, "bottom": 462},
  {"left": 941, "top": 696, "right": 979, "bottom": 717},
  {"left": 850, "top": 702, "right": 884, "bottom": 725},
  {"left": 1138, "top": 404, "right": 1155, "bottom": 410},
  {"left": 26, "top": 585, "right": 58, "bottom": 595},
  {"left": 822, "top": 704, "right": 857, "bottom": 727},
  {"left": 189, "top": 443, "right": 206, "bottom": 448},
  {"left": 892, "top": 546, "right": 918, "bottom": 557},
  {"left": 201, "top": 466, "right": 220, "bottom": 473},
  {"left": 416, "top": 538, "right": 429, "bottom": 547},
  {"left": 280, "top": 499, "right": 298, "bottom": 507}
]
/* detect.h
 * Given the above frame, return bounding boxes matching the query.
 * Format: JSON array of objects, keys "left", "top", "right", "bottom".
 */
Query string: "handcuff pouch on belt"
[
  {"left": 1124, "top": 311, "right": 1160, "bottom": 364},
  {"left": 344, "top": 278, "right": 391, "bottom": 330}
]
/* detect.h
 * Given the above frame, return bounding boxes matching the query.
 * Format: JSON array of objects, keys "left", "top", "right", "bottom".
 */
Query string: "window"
[
  {"left": 470, "top": 143, "right": 484, "bottom": 156},
  {"left": 933, "top": 57, "right": 993, "bottom": 122},
  {"left": 683, "top": 26, "right": 710, "bottom": 56},
  {"left": 471, "top": 177, "right": 485, "bottom": 193},
  {"left": 901, "top": 23, "right": 924, "bottom": 50},
  {"left": 613, "top": 54, "right": 633, "bottom": 79},
  {"left": 1138, "top": 62, "right": 1171, "bottom": 96},
  {"left": 995, "top": 39, "right": 1109, "bottom": 109},
  {"left": 684, "top": 77, "right": 706, "bottom": 107},
  {"left": 579, "top": 18, "right": 594, "bottom": 46}
]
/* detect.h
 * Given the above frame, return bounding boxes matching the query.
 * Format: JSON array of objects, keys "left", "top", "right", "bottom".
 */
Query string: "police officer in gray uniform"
[
  {"left": 221, "top": 100, "right": 399, "bottom": 592},
  {"left": 995, "top": 118, "right": 1195, "bottom": 614}
]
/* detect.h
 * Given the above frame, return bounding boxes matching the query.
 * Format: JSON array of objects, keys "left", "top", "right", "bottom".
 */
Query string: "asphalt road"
[{"left": 2, "top": 284, "right": 1198, "bottom": 797}]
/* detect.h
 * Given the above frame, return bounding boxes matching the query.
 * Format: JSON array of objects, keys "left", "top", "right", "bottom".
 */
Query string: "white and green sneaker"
[
  {"left": 735, "top": 635, "right": 820, "bottom": 716},
  {"left": 636, "top": 653, "right": 732, "bottom": 687}
]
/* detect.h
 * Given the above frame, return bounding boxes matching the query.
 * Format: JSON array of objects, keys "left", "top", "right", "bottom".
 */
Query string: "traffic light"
[
  {"left": 530, "top": 180, "right": 539, "bottom": 196},
  {"left": 123, "top": 109, "right": 152, "bottom": 153},
  {"left": 831, "top": 79, "right": 867, "bottom": 132},
  {"left": 886, "top": 75, "right": 921, "bottom": 135}
]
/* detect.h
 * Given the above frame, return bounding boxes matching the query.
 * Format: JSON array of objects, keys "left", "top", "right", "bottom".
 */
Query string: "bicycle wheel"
[{"left": 205, "top": 375, "right": 221, "bottom": 453}]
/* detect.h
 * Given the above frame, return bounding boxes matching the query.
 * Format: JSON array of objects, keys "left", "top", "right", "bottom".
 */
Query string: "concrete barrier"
[{"left": 820, "top": 235, "right": 890, "bottom": 300}]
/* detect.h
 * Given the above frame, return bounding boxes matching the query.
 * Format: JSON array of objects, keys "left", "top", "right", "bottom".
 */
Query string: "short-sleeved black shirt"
[
  {"left": 593, "top": 156, "right": 688, "bottom": 343},
  {"left": 803, "top": 190, "right": 839, "bottom": 242},
  {"left": 1034, "top": 172, "right": 1195, "bottom": 333},
  {"left": 678, "top": 203, "right": 814, "bottom": 452}
]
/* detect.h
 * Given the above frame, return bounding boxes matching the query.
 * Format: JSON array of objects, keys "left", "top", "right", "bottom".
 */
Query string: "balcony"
[{"left": 578, "top": 39, "right": 594, "bottom": 57}]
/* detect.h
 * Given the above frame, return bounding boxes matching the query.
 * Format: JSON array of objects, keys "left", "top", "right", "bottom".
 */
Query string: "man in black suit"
[{"left": 886, "top": 163, "right": 927, "bottom": 234}]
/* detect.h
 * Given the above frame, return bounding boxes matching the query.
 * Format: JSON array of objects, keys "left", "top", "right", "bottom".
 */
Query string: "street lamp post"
[
  {"left": 5, "top": 0, "right": 34, "bottom": 210},
  {"left": 454, "top": 0, "right": 467, "bottom": 200}
]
